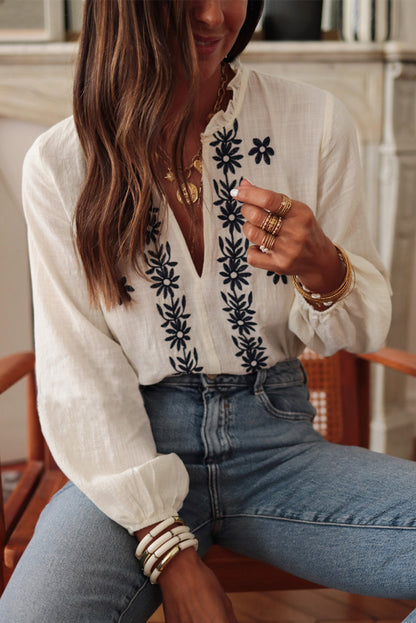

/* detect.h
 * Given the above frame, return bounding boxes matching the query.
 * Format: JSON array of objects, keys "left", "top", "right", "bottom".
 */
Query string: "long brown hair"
[{"left": 73, "top": 0, "right": 263, "bottom": 308}]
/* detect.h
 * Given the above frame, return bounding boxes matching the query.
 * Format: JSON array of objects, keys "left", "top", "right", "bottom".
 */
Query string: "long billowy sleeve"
[
  {"left": 289, "top": 94, "right": 391, "bottom": 355},
  {"left": 22, "top": 127, "right": 189, "bottom": 533}
]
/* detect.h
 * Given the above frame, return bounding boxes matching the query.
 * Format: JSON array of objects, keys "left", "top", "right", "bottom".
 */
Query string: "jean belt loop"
[
  {"left": 199, "top": 373, "right": 209, "bottom": 389},
  {"left": 253, "top": 367, "right": 267, "bottom": 394}
]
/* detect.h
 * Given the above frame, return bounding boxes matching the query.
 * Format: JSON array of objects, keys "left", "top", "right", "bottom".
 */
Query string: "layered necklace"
[{"left": 165, "top": 63, "right": 228, "bottom": 206}]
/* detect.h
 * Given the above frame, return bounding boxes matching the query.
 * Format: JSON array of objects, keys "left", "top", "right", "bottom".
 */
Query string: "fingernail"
[{"left": 230, "top": 188, "right": 239, "bottom": 198}]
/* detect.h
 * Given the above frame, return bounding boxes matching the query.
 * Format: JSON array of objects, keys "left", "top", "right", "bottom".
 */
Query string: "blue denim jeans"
[{"left": 2, "top": 359, "right": 416, "bottom": 622}]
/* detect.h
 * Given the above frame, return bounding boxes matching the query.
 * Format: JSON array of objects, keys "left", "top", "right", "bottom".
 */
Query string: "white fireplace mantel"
[{"left": 1, "top": 40, "right": 416, "bottom": 458}]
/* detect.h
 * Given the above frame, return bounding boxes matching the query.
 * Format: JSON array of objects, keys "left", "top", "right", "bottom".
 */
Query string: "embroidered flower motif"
[
  {"left": 165, "top": 318, "right": 191, "bottom": 351},
  {"left": 248, "top": 137, "right": 275, "bottom": 165},
  {"left": 219, "top": 258, "right": 251, "bottom": 291},
  {"left": 146, "top": 243, "right": 180, "bottom": 299},
  {"left": 218, "top": 235, "right": 247, "bottom": 263},
  {"left": 210, "top": 120, "right": 243, "bottom": 176},
  {"left": 221, "top": 291, "right": 257, "bottom": 336},
  {"left": 149, "top": 265, "right": 180, "bottom": 299},
  {"left": 213, "top": 142, "right": 243, "bottom": 176},
  {"left": 146, "top": 205, "right": 161, "bottom": 246},
  {"left": 119, "top": 277, "right": 135, "bottom": 305},
  {"left": 214, "top": 179, "right": 245, "bottom": 235},
  {"left": 213, "top": 118, "right": 268, "bottom": 372},
  {"left": 169, "top": 349, "right": 202, "bottom": 375},
  {"left": 146, "top": 243, "right": 202, "bottom": 374},
  {"left": 267, "top": 271, "right": 288, "bottom": 285},
  {"left": 232, "top": 335, "right": 269, "bottom": 372}
]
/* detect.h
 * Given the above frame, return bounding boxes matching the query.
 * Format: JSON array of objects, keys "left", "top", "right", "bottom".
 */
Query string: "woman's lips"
[{"left": 194, "top": 35, "right": 222, "bottom": 56}]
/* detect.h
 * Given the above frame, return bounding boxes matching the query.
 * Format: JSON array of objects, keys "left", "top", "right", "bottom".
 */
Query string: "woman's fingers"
[
  {"left": 231, "top": 180, "right": 287, "bottom": 214},
  {"left": 235, "top": 181, "right": 322, "bottom": 275}
]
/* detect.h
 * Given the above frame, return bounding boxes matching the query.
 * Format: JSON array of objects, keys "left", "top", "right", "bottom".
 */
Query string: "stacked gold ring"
[
  {"left": 260, "top": 212, "right": 283, "bottom": 237},
  {"left": 278, "top": 194, "right": 292, "bottom": 217},
  {"left": 259, "top": 194, "right": 293, "bottom": 254},
  {"left": 259, "top": 232, "right": 276, "bottom": 254}
]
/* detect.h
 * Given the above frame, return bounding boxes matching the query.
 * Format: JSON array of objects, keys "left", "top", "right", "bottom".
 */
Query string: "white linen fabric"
[{"left": 22, "top": 61, "right": 391, "bottom": 533}]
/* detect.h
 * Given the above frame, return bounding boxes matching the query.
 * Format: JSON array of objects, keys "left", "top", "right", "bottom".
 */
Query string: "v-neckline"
[{"left": 167, "top": 197, "right": 206, "bottom": 279}]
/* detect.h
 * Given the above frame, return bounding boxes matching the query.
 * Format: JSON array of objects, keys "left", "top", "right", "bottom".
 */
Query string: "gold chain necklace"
[{"left": 165, "top": 63, "right": 228, "bottom": 206}]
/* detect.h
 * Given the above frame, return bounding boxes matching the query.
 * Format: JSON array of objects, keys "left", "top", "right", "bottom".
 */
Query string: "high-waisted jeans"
[{"left": 2, "top": 359, "right": 416, "bottom": 622}]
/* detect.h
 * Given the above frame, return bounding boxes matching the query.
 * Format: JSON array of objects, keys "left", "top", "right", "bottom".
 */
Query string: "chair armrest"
[
  {"left": 4, "top": 461, "right": 44, "bottom": 540},
  {"left": 0, "top": 352, "right": 35, "bottom": 394},
  {"left": 359, "top": 347, "right": 416, "bottom": 377}
]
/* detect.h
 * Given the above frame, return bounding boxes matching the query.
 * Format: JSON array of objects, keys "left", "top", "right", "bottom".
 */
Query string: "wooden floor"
[{"left": 148, "top": 589, "right": 416, "bottom": 622}]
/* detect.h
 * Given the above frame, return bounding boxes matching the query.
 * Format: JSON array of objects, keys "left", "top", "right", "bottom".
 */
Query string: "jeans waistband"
[{"left": 152, "top": 359, "right": 305, "bottom": 391}]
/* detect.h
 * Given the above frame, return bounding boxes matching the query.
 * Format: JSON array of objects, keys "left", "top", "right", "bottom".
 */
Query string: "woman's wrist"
[
  {"left": 134, "top": 516, "right": 198, "bottom": 584},
  {"left": 157, "top": 545, "right": 201, "bottom": 589},
  {"left": 293, "top": 244, "right": 354, "bottom": 311},
  {"left": 296, "top": 240, "right": 345, "bottom": 294}
]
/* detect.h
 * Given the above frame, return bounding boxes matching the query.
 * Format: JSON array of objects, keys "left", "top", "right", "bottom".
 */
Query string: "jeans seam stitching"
[
  {"left": 116, "top": 577, "right": 154, "bottom": 623},
  {"left": 219, "top": 512, "right": 416, "bottom": 530}
]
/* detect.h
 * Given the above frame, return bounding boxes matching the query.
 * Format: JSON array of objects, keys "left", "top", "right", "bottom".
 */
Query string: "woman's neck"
[{"left": 171, "top": 64, "right": 225, "bottom": 136}]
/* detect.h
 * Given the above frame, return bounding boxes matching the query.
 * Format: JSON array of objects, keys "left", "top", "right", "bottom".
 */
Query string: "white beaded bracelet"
[
  {"left": 143, "top": 531, "right": 195, "bottom": 577},
  {"left": 135, "top": 515, "right": 183, "bottom": 559},
  {"left": 146, "top": 525, "right": 189, "bottom": 555},
  {"left": 149, "top": 538, "right": 199, "bottom": 584}
]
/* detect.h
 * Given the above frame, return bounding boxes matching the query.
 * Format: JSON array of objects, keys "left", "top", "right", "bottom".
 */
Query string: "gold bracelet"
[
  {"left": 292, "top": 246, "right": 354, "bottom": 310},
  {"left": 155, "top": 544, "right": 181, "bottom": 574},
  {"left": 139, "top": 550, "right": 152, "bottom": 569}
]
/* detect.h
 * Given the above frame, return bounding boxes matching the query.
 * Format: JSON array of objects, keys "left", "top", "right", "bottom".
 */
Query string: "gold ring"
[
  {"left": 278, "top": 194, "right": 292, "bottom": 217},
  {"left": 260, "top": 212, "right": 277, "bottom": 232},
  {"left": 259, "top": 232, "right": 276, "bottom": 254},
  {"left": 270, "top": 216, "right": 283, "bottom": 236}
]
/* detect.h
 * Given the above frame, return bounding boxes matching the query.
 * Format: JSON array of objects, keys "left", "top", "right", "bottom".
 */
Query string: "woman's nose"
[{"left": 189, "top": 0, "right": 224, "bottom": 28}]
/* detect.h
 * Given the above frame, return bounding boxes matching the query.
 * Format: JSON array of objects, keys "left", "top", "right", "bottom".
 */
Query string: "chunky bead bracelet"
[
  {"left": 135, "top": 516, "right": 198, "bottom": 584},
  {"left": 149, "top": 537, "right": 198, "bottom": 584},
  {"left": 292, "top": 245, "right": 354, "bottom": 311},
  {"left": 135, "top": 515, "right": 184, "bottom": 558}
]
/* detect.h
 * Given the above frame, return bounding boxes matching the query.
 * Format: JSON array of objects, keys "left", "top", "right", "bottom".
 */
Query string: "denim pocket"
[{"left": 256, "top": 381, "right": 316, "bottom": 422}]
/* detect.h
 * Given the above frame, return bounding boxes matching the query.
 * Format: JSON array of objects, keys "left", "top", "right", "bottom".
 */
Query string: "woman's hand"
[
  {"left": 234, "top": 179, "right": 345, "bottom": 295},
  {"left": 135, "top": 526, "right": 237, "bottom": 622},
  {"left": 158, "top": 547, "right": 238, "bottom": 623}
]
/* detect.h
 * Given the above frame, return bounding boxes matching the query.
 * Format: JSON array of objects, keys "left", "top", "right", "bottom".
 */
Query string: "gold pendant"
[
  {"left": 193, "top": 159, "right": 203, "bottom": 175},
  {"left": 177, "top": 183, "right": 199, "bottom": 205},
  {"left": 165, "top": 169, "right": 175, "bottom": 182}
]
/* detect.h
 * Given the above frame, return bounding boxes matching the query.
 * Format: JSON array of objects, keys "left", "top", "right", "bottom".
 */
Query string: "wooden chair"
[{"left": 2, "top": 347, "right": 416, "bottom": 596}]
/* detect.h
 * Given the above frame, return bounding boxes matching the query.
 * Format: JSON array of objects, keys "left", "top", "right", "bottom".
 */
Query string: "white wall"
[
  {"left": 392, "top": 1, "right": 416, "bottom": 421},
  {"left": 392, "top": 0, "right": 416, "bottom": 44},
  {"left": 0, "top": 118, "right": 48, "bottom": 462}
]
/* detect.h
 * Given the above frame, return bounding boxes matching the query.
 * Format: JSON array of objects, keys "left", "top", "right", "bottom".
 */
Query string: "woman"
[{"left": 2, "top": 1, "right": 416, "bottom": 622}]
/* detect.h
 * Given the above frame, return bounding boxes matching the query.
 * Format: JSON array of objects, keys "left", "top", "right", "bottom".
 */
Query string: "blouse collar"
[{"left": 201, "top": 59, "right": 249, "bottom": 139}]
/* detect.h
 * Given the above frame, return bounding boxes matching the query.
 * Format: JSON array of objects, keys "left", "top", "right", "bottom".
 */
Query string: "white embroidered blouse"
[{"left": 22, "top": 62, "right": 391, "bottom": 533}]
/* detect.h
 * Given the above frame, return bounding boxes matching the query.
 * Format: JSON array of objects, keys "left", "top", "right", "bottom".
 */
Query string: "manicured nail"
[{"left": 230, "top": 188, "right": 239, "bottom": 197}]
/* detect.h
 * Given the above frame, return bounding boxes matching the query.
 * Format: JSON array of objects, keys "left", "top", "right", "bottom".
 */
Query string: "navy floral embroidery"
[
  {"left": 146, "top": 241, "right": 202, "bottom": 374},
  {"left": 233, "top": 336, "right": 269, "bottom": 370},
  {"left": 218, "top": 237, "right": 251, "bottom": 290},
  {"left": 267, "top": 271, "right": 288, "bottom": 285},
  {"left": 221, "top": 291, "right": 257, "bottom": 335},
  {"left": 248, "top": 137, "right": 275, "bottom": 165},
  {"left": 146, "top": 204, "right": 162, "bottom": 246},
  {"left": 216, "top": 179, "right": 245, "bottom": 235},
  {"left": 119, "top": 277, "right": 135, "bottom": 305},
  {"left": 211, "top": 119, "right": 268, "bottom": 372},
  {"left": 212, "top": 121, "right": 243, "bottom": 175}
]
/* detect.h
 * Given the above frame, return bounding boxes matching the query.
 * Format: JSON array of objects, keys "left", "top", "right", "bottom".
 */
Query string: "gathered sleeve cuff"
[{"left": 22, "top": 130, "right": 189, "bottom": 534}]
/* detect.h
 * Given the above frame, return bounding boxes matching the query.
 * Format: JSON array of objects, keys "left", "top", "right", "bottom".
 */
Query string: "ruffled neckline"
[{"left": 201, "top": 59, "right": 248, "bottom": 139}]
